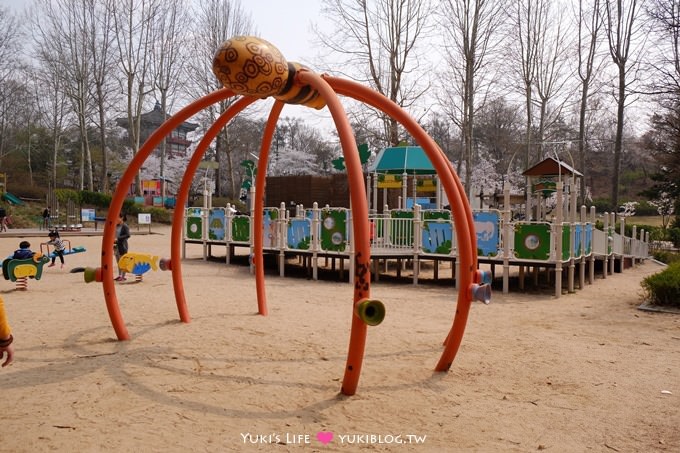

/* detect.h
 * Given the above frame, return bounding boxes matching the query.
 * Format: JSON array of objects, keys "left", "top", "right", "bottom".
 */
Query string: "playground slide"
[{"left": 1, "top": 192, "right": 23, "bottom": 205}]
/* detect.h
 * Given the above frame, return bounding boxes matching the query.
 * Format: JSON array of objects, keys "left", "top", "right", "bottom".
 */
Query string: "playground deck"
[{"left": 182, "top": 203, "right": 649, "bottom": 298}]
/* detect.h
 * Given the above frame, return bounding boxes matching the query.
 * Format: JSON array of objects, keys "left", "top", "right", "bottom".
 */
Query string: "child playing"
[
  {"left": 12, "top": 241, "right": 34, "bottom": 260},
  {"left": 46, "top": 230, "right": 66, "bottom": 268}
]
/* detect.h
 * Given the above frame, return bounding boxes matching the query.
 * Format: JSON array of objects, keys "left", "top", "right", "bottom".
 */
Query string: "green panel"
[
  {"left": 422, "top": 210, "right": 451, "bottom": 221},
  {"left": 320, "top": 209, "right": 347, "bottom": 251},
  {"left": 562, "top": 225, "right": 571, "bottom": 261},
  {"left": 186, "top": 216, "right": 203, "bottom": 239},
  {"left": 514, "top": 223, "right": 551, "bottom": 260},
  {"left": 390, "top": 210, "right": 414, "bottom": 246},
  {"left": 231, "top": 216, "right": 250, "bottom": 242}
]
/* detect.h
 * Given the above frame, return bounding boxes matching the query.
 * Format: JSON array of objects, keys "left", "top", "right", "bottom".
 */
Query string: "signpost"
[{"left": 138, "top": 212, "right": 152, "bottom": 233}]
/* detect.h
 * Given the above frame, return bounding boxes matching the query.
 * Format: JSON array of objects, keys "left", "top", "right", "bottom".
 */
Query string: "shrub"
[
  {"left": 139, "top": 207, "right": 172, "bottom": 224},
  {"left": 641, "top": 261, "right": 680, "bottom": 308},
  {"left": 633, "top": 200, "right": 658, "bottom": 216},
  {"left": 652, "top": 251, "right": 680, "bottom": 265},
  {"left": 80, "top": 190, "right": 112, "bottom": 208},
  {"left": 10, "top": 183, "right": 46, "bottom": 201},
  {"left": 212, "top": 196, "right": 247, "bottom": 212},
  {"left": 54, "top": 188, "right": 81, "bottom": 204},
  {"left": 669, "top": 227, "right": 680, "bottom": 248},
  {"left": 589, "top": 198, "right": 613, "bottom": 213}
]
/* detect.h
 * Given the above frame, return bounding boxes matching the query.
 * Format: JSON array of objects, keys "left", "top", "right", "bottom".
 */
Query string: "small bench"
[{"left": 94, "top": 216, "right": 106, "bottom": 231}]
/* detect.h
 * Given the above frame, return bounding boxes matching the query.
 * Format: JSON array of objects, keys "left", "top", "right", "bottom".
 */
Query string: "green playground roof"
[{"left": 368, "top": 146, "right": 436, "bottom": 175}]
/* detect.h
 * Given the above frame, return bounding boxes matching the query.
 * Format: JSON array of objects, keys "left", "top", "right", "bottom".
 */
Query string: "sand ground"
[{"left": 0, "top": 226, "right": 678, "bottom": 452}]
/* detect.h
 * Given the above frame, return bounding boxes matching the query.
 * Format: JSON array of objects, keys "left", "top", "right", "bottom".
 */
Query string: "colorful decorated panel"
[
  {"left": 473, "top": 211, "right": 501, "bottom": 257},
  {"left": 185, "top": 207, "right": 203, "bottom": 240},
  {"left": 320, "top": 208, "right": 348, "bottom": 252},
  {"left": 584, "top": 223, "right": 593, "bottom": 255},
  {"left": 208, "top": 208, "right": 226, "bottom": 241},
  {"left": 514, "top": 223, "right": 551, "bottom": 260},
  {"left": 263, "top": 208, "right": 279, "bottom": 248},
  {"left": 231, "top": 216, "right": 250, "bottom": 243},
  {"left": 287, "top": 218, "right": 312, "bottom": 250},
  {"left": 421, "top": 220, "right": 452, "bottom": 254},
  {"left": 572, "top": 224, "right": 583, "bottom": 258}
]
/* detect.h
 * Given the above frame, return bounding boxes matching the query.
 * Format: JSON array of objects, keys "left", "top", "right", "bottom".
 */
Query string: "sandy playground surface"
[{"left": 0, "top": 225, "right": 678, "bottom": 452}]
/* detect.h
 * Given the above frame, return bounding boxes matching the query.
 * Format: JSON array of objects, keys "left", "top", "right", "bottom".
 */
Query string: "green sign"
[
  {"left": 320, "top": 209, "right": 347, "bottom": 251},
  {"left": 514, "top": 223, "right": 551, "bottom": 260},
  {"left": 231, "top": 216, "right": 250, "bottom": 242}
]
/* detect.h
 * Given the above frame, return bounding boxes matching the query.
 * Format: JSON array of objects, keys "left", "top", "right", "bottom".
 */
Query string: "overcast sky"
[
  {"left": 4, "top": 0, "right": 324, "bottom": 67},
  {"left": 4, "top": 0, "right": 335, "bottom": 130},
  {"left": 244, "top": 0, "right": 323, "bottom": 66}
]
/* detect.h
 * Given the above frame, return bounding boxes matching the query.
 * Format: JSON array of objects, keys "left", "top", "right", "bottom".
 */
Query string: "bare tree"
[
  {"left": 150, "top": 0, "right": 190, "bottom": 200},
  {"left": 33, "top": 62, "right": 69, "bottom": 190},
  {"left": 187, "top": 0, "right": 255, "bottom": 198},
  {"left": 645, "top": 0, "right": 680, "bottom": 97},
  {"left": 0, "top": 6, "right": 23, "bottom": 167},
  {"left": 112, "top": 0, "right": 162, "bottom": 196},
  {"left": 603, "top": 0, "right": 645, "bottom": 209},
  {"left": 316, "top": 0, "right": 433, "bottom": 146},
  {"left": 509, "top": 0, "right": 545, "bottom": 169},
  {"left": 0, "top": 6, "right": 21, "bottom": 87},
  {"left": 474, "top": 96, "right": 523, "bottom": 175},
  {"left": 87, "top": 0, "right": 117, "bottom": 192},
  {"left": 533, "top": 3, "right": 572, "bottom": 163},
  {"left": 574, "top": 0, "right": 604, "bottom": 204},
  {"left": 439, "top": 0, "right": 506, "bottom": 194},
  {"left": 33, "top": 0, "right": 97, "bottom": 191}
]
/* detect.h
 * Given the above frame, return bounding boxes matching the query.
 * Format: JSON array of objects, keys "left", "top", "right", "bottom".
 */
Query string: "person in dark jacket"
[
  {"left": 12, "top": 241, "right": 34, "bottom": 260},
  {"left": 114, "top": 214, "right": 130, "bottom": 281}
]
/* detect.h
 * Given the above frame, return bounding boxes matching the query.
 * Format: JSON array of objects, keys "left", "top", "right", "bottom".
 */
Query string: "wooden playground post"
[
  {"left": 589, "top": 206, "right": 596, "bottom": 284},
  {"left": 579, "top": 205, "right": 587, "bottom": 289},
  {"left": 502, "top": 183, "right": 511, "bottom": 294},
  {"left": 554, "top": 180, "right": 564, "bottom": 297},
  {"left": 609, "top": 212, "right": 616, "bottom": 275}
]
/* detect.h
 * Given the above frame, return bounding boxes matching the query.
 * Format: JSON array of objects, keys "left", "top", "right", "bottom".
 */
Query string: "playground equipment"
[
  {"left": 83, "top": 252, "right": 169, "bottom": 284},
  {"left": 40, "top": 239, "right": 86, "bottom": 259},
  {"left": 1, "top": 192, "right": 23, "bottom": 206},
  {"left": 2, "top": 254, "right": 50, "bottom": 290},
  {"left": 96, "top": 35, "right": 480, "bottom": 396},
  {"left": 185, "top": 191, "right": 649, "bottom": 297}
]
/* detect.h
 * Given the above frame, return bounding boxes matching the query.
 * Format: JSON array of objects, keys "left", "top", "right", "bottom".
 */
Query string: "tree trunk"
[{"left": 611, "top": 69, "right": 626, "bottom": 209}]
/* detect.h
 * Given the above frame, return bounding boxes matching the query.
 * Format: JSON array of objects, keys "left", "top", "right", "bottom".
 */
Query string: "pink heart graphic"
[{"left": 316, "top": 431, "right": 334, "bottom": 445}]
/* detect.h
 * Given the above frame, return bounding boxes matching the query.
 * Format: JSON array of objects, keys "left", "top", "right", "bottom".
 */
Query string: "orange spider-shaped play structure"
[{"left": 97, "top": 36, "right": 481, "bottom": 395}]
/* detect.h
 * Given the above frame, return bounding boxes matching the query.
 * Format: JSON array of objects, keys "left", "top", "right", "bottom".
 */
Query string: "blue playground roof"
[{"left": 368, "top": 146, "right": 436, "bottom": 175}]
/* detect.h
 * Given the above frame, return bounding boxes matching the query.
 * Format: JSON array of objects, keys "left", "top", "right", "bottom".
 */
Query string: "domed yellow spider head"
[{"left": 212, "top": 36, "right": 289, "bottom": 98}]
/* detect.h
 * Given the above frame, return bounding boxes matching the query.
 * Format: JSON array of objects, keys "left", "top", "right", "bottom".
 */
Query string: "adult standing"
[
  {"left": 0, "top": 205, "right": 7, "bottom": 232},
  {"left": 114, "top": 214, "right": 130, "bottom": 281},
  {"left": 41, "top": 207, "right": 50, "bottom": 230}
]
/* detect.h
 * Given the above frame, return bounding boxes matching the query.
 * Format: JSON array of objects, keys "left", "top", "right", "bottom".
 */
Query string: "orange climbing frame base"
[{"left": 100, "top": 61, "right": 477, "bottom": 398}]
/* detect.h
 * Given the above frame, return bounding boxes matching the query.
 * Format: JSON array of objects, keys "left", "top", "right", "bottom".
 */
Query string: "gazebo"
[
  {"left": 367, "top": 146, "right": 440, "bottom": 211},
  {"left": 522, "top": 156, "right": 583, "bottom": 222}
]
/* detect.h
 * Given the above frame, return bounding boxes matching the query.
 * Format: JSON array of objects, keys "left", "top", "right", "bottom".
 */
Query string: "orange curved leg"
[
  {"left": 103, "top": 88, "right": 233, "bottom": 340},
  {"left": 298, "top": 70, "right": 372, "bottom": 396},
  {"left": 325, "top": 76, "right": 477, "bottom": 372},
  {"left": 171, "top": 95, "right": 257, "bottom": 322},
  {"left": 252, "top": 101, "right": 285, "bottom": 316}
]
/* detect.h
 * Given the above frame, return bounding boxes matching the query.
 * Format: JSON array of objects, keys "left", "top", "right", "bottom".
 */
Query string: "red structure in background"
[{"left": 97, "top": 36, "right": 480, "bottom": 396}]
